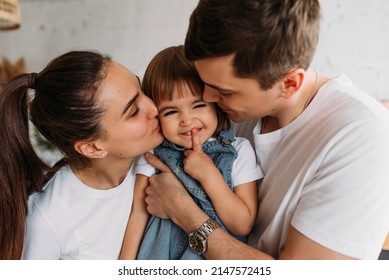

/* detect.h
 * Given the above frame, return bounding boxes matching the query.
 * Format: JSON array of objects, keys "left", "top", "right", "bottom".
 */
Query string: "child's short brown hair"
[{"left": 142, "top": 45, "right": 230, "bottom": 135}]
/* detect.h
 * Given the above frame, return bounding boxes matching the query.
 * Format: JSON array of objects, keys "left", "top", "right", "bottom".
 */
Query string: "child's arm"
[
  {"left": 184, "top": 129, "right": 258, "bottom": 236},
  {"left": 119, "top": 174, "right": 150, "bottom": 259}
]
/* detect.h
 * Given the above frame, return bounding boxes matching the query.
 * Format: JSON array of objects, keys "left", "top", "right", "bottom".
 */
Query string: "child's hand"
[{"left": 183, "top": 128, "right": 217, "bottom": 182}]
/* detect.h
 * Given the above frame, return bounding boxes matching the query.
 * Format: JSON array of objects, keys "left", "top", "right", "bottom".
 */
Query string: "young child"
[{"left": 120, "top": 45, "right": 262, "bottom": 260}]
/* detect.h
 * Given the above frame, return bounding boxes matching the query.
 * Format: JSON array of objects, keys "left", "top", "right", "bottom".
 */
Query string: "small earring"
[{"left": 101, "top": 152, "right": 106, "bottom": 158}]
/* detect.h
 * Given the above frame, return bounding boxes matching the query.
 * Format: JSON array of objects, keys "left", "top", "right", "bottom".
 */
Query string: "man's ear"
[
  {"left": 280, "top": 68, "right": 305, "bottom": 99},
  {"left": 74, "top": 140, "right": 107, "bottom": 159}
]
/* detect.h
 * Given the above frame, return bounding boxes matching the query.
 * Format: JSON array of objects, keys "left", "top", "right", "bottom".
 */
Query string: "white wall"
[
  {"left": 314, "top": 0, "right": 389, "bottom": 100},
  {"left": 1, "top": 0, "right": 389, "bottom": 99},
  {"left": 0, "top": 0, "right": 198, "bottom": 78}
]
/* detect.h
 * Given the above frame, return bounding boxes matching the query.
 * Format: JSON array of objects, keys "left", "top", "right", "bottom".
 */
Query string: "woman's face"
[{"left": 97, "top": 61, "right": 163, "bottom": 159}]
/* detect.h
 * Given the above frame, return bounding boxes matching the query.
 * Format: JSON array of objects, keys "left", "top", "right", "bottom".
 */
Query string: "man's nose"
[{"left": 202, "top": 86, "right": 221, "bottom": 103}]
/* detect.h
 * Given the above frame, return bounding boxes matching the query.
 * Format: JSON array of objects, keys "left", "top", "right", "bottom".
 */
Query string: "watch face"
[{"left": 189, "top": 234, "right": 205, "bottom": 254}]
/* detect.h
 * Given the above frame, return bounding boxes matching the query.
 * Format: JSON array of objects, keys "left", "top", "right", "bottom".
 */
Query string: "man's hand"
[
  {"left": 144, "top": 152, "right": 189, "bottom": 219},
  {"left": 183, "top": 128, "right": 217, "bottom": 182}
]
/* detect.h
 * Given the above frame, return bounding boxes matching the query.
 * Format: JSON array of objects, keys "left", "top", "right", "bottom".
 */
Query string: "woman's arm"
[
  {"left": 119, "top": 174, "right": 150, "bottom": 259},
  {"left": 379, "top": 100, "right": 389, "bottom": 252},
  {"left": 22, "top": 203, "right": 61, "bottom": 259},
  {"left": 380, "top": 100, "right": 389, "bottom": 109}
]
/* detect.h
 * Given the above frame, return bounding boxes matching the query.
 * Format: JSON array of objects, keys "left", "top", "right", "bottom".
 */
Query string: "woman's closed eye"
[{"left": 128, "top": 106, "right": 139, "bottom": 118}]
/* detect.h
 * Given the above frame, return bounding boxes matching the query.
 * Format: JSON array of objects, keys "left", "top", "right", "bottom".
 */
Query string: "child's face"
[{"left": 157, "top": 84, "right": 218, "bottom": 149}]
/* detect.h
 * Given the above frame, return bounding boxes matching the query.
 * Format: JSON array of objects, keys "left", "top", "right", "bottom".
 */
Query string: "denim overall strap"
[{"left": 201, "top": 129, "right": 237, "bottom": 189}]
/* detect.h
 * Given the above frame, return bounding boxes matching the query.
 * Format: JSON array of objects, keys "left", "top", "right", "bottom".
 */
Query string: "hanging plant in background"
[
  {"left": 0, "top": 56, "right": 24, "bottom": 91},
  {"left": 29, "top": 122, "right": 61, "bottom": 166},
  {"left": 31, "top": 125, "right": 54, "bottom": 151}
]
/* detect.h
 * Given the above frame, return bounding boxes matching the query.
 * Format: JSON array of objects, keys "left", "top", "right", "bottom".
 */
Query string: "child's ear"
[
  {"left": 280, "top": 68, "right": 304, "bottom": 99},
  {"left": 74, "top": 140, "right": 107, "bottom": 159}
]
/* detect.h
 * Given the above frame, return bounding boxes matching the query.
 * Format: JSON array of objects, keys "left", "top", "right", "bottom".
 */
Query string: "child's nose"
[{"left": 179, "top": 113, "right": 193, "bottom": 126}]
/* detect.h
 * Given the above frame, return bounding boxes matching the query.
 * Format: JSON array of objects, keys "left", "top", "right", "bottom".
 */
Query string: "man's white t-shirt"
[
  {"left": 23, "top": 165, "right": 136, "bottom": 259},
  {"left": 235, "top": 75, "right": 389, "bottom": 259}
]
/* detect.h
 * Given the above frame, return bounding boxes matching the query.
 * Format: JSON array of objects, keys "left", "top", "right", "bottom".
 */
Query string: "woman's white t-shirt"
[{"left": 23, "top": 164, "right": 136, "bottom": 260}]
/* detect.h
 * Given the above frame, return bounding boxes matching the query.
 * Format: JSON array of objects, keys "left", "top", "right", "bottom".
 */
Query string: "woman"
[{"left": 0, "top": 50, "right": 163, "bottom": 259}]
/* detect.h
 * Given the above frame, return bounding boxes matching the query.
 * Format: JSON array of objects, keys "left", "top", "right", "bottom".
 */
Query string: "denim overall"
[{"left": 137, "top": 130, "right": 246, "bottom": 260}]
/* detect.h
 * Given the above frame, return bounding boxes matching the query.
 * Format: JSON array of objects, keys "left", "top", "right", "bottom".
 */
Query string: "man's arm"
[
  {"left": 144, "top": 152, "right": 208, "bottom": 231},
  {"left": 144, "top": 152, "right": 272, "bottom": 259},
  {"left": 279, "top": 227, "right": 355, "bottom": 259},
  {"left": 144, "top": 152, "right": 353, "bottom": 260}
]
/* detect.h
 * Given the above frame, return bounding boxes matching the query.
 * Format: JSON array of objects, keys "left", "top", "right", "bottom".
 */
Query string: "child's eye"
[
  {"left": 163, "top": 110, "right": 177, "bottom": 117},
  {"left": 193, "top": 103, "right": 207, "bottom": 109}
]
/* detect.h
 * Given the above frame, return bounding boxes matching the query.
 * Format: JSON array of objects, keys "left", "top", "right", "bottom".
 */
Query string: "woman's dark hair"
[
  {"left": 0, "top": 50, "right": 111, "bottom": 259},
  {"left": 185, "top": 0, "right": 321, "bottom": 90},
  {"left": 142, "top": 45, "right": 230, "bottom": 135}
]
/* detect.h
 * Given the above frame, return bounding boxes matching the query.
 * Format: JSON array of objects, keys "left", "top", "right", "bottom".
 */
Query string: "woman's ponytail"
[
  {"left": 0, "top": 50, "right": 111, "bottom": 259},
  {"left": 0, "top": 74, "right": 49, "bottom": 259}
]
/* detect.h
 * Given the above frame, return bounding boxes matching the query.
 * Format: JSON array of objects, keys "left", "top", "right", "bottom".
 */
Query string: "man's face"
[{"left": 195, "top": 54, "right": 281, "bottom": 123}]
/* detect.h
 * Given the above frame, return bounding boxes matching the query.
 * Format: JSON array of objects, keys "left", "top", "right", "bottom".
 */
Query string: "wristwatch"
[{"left": 189, "top": 218, "right": 219, "bottom": 254}]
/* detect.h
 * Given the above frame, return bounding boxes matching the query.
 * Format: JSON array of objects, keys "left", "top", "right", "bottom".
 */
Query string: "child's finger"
[{"left": 191, "top": 128, "right": 202, "bottom": 152}]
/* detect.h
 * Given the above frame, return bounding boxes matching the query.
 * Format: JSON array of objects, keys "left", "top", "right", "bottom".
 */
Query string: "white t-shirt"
[
  {"left": 136, "top": 136, "right": 263, "bottom": 188},
  {"left": 22, "top": 165, "right": 136, "bottom": 260},
  {"left": 236, "top": 75, "right": 389, "bottom": 259}
]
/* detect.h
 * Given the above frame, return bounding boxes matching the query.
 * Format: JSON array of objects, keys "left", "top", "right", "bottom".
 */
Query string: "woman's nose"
[
  {"left": 144, "top": 95, "right": 159, "bottom": 119},
  {"left": 202, "top": 86, "right": 221, "bottom": 102}
]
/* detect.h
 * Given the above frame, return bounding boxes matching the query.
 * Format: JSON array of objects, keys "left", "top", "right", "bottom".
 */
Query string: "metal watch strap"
[
  {"left": 189, "top": 218, "right": 219, "bottom": 254},
  {"left": 197, "top": 218, "right": 219, "bottom": 238}
]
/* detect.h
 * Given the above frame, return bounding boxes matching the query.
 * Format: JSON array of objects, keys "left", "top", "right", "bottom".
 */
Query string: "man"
[{"left": 145, "top": 0, "right": 389, "bottom": 259}]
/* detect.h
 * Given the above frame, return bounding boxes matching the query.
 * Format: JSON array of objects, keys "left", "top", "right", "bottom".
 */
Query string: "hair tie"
[{"left": 28, "top": 72, "right": 38, "bottom": 89}]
